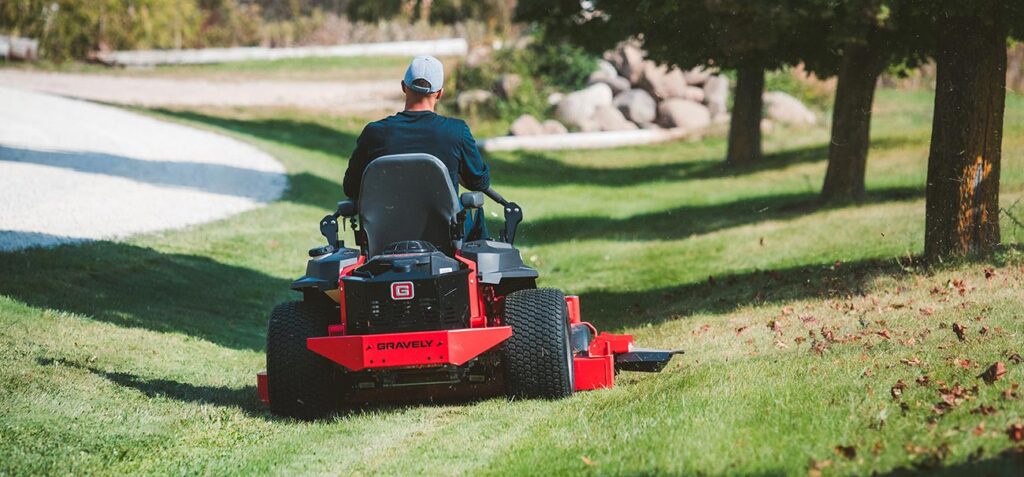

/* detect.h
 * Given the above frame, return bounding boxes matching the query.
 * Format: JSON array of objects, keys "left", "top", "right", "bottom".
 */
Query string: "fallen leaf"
[
  {"left": 920, "top": 307, "right": 935, "bottom": 316},
  {"left": 902, "top": 357, "right": 922, "bottom": 367},
  {"left": 972, "top": 422, "right": 986, "bottom": 436},
  {"left": 891, "top": 380, "right": 907, "bottom": 400},
  {"left": 956, "top": 358, "right": 973, "bottom": 370},
  {"left": 971, "top": 405, "right": 998, "bottom": 416},
  {"left": 877, "top": 329, "right": 892, "bottom": 340},
  {"left": 735, "top": 325, "right": 749, "bottom": 336},
  {"left": 1009, "top": 353, "right": 1023, "bottom": 364},
  {"left": 917, "top": 375, "right": 932, "bottom": 386},
  {"left": 580, "top": 455, "right": 595, "bottom": 466},
  {"left": 768, "top": 319, "right": 783, "bottom": 336},
  {"left": 794, "top": 336, "right": 806, "bottom": 345},
  {"left": 984, "top": 268, "right": 995, "bottom": 280},
  {"left": 980, "top": 362, "right": 1007, "bottom": 384},
  {"left": 1004, "top": 383, "right": 1020, "bottom": 401},
  {"left": 1009, "top": 424, "right": 1024, "bottom": 442},
  {"left": 834, "top": 445, "right": 857, "bottom": 460},
  {"left": 782, "top": 306, "right": 794, "bottom": 315},
  {"left": 953, "top": 323, "right": 967, "bottom": 341},
  {"left": 774, "top": 340, "right": 789, "bottom": 349},
  {"left": 980, "top": 326, "right": 990, "bottom": 335}
]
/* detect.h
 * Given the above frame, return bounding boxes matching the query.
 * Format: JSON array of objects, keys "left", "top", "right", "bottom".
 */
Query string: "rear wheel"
[
  {"left": 266, "top": 300, "right": 341, "bottom": 419},
  {"left": 502, "top": 288, "right": 575, "bottom": 399}
]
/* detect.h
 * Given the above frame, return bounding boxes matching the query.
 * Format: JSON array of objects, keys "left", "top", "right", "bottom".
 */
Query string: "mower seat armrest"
[
  {"left": 460, "top": 192, "right": 484, "bottom": 209},
  {"left": 336, "top": 200, "right": 357, "bottom": 217}
]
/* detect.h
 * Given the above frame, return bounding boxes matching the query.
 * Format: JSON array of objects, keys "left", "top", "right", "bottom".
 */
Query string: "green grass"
[
  {"left": 2, "top": 90, "right": 1024, "bottom": 475},
  {"left": 0, "top": 55, "right": 415, "bottom": 81}
]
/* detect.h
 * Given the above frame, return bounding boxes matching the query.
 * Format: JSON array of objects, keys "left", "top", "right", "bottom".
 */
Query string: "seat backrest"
[{"left": 358, "top": 153, "right": 459, "bottom": 256}]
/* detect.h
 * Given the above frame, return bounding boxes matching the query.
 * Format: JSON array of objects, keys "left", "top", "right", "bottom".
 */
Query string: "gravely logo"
[
  {"left": 391, "top": 281, "right": 414, "bottom": 300},
  {"left": 377, "top": 339, "right": 434, "bottom": 351}
]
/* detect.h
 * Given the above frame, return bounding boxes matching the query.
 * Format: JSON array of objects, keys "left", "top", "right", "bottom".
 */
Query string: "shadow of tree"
[
  {"left": 518, "top": 185, "right": 924, "bottom": 245},
  {"left": 485, "top": 136, "right": 918, "bottom": 188},
  {"left": 0, "top": 238, "right": 290, "bottom": 351},
  {"left": 578, "top": 257, "right": 902, "bottom": 333},
  {"left": 152, "top": 108, "right": 358, "bottom": 159},
  {"left": 0, "top": 145, "right": 284, "bottom": 202},
  {"left": 875, "top": 448, "right": 1024, "bottom": 476}
]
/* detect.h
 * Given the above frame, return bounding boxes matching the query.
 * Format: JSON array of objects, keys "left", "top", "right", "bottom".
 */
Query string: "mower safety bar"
[{"left": 307, "top": 326, "right": 512, "bottom": 371}]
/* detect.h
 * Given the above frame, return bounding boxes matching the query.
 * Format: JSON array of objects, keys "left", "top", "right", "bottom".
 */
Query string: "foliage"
[
  {"left": 450, "top": 32, "right": 596, "bottom": 122},
  {"left": 346, "top": 0, "right": 515, "bottom": 31},
  {"left": 1, "top": 0, "right": 205, "bottom": 60}
]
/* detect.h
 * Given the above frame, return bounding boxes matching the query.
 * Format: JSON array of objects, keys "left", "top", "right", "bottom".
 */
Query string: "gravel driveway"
[
  {"left": 0, "top": 70, "right": 403, "bottom": 113},
  {"left": 0, "top": 86, "right": 287, "bottom": 251}
]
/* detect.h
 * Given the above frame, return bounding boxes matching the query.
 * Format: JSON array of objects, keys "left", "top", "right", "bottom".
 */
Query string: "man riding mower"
[{"left": 256, "top": 57, "right": 681, "bottom": 419}]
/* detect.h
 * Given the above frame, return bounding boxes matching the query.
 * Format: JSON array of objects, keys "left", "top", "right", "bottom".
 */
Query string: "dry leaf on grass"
[
  {"left": 979, "top": 362, "right": 1007, "bottom": 384},
  {"left": 580, "top": 455, "right": 595, "bottom": 466},
  {"left": 972, "top": 422, "right": 986, "bottom": 436},
  {"left": 891, "top": 380, "right": 906, "bottom": 400},
  {"left": 953, "top": 323, "right": 967, "bottom": 341},
  {"left": 834, "top": 445, "right": 857, "bottom": 460},
  {"left": 1009, "top": 424, "right": 1024, "bottom": 442}
]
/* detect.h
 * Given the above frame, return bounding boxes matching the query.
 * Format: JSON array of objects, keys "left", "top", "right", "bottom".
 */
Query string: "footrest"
[{"left": 614, "top": 348, "right": 684, "bottom": 373}]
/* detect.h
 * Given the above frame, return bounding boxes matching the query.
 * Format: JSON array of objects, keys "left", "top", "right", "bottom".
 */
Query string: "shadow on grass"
[
  {"left": 152, "top": 108, "right": 358, "bottom": 159},
  {"left": 577, "top": 257, "right": 904, "bottom": 333},
  {"left": 38, "top": 357, "right": 269, "bottom": 417},
  {"left": 0, "top": 238, "right": 290, "bottom": 351},
  {"left": 877, "top": 447, "right": 1024, "bottom": 476},
  {"left": 518, "top": 185, "right": 924, "bottom": 245},
  {"left": 485, "top": 136, "right": 918, "bottom": 188}
]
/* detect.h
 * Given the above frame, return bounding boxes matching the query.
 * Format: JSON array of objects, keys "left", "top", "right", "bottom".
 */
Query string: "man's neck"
[{"left": 404, "top": 103, "right": 435, "bottom": 112}]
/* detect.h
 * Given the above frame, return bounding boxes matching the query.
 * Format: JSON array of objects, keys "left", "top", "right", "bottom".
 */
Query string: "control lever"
[{"left": 500, "top": 202, "right": 523, "bottom": 245}]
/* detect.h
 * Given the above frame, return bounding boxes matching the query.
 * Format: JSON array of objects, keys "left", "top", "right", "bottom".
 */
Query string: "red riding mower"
[{"left": 257, "top": 153, "right": 681, "bottom": 419}]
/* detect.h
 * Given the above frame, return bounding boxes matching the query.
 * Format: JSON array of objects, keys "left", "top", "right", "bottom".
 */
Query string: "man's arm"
[
  {"left": 457, "top": 121, "right": 490, "bottom": 191},
  {"left": 343, "top": 124, "right": 377, "bottom": 199}
]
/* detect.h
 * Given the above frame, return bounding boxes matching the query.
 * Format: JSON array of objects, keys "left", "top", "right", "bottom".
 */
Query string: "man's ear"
[
  {"left": 435, "top": 88, "right": 444, "bottom": 101},
  {"left": 400, "top": 81, "right": 407, "bottom": 94}
]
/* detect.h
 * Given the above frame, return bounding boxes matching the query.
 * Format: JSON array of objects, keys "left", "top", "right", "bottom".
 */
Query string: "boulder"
[
  {"left": 456, "top": 89, "right": 494, "bottom": 113},
  {"left": 703, "top": 75, "right": 730, "bottom": 118},
  {"left": 547, "top": 92, "right": 565, "bottom": 106},
  {"left": 593, "top": 105, "right": 639, "bottom": 131},
  {"left": 542, "top": 119, "right": 569, "bottom": 135},
  {"left": 595, "top": 59, "right": 618, "bottom": 78},
  {"left": 657, "top": 99, "right": 712, "bottom": 130},
  {"left": 763, "top": 91, "right": 816, "bottom": 125},
  {"left": 680, "top": 85, "right": 706, "bottom": 103},
  {"left": 509, "top": 114, "right": 545, "bottom": 136},
  {"left": 496, "top": 73, "right": 522, "bottom": 99},
  {"left": 588, "top": 71, "right": 631, "bottom": 95},
  {"left": 613, "top": 89, "right": 657, "bottom": 124},
  {"left": 683, "top": 66, "right": 712, "bottom": 86},
  {"left": 606, "top": 43, "right": 646, "bottom": 84},
  {"left": 555, "top": 83, "right": 614, "bottom": 129},
  {"left": 639, "top": 61, "right": 689, "bottom": 100}
]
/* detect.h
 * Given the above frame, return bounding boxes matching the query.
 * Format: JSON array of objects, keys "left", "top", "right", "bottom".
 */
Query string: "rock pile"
[{"left": 502, "top": 42, "right": 818, "bottom": 138}]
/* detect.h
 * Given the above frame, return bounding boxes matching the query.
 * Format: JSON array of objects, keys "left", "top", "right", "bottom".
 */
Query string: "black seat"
[{"left": 358, "top": 153, "right": 460, "bottom": 256}]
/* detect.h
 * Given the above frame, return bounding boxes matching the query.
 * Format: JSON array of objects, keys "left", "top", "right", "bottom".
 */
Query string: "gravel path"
[
  {"left": 0, "top": 86, "right": 287, "bottom": 251},
  {"left": 0, "top": 70, "right": 403, "bottom": 112}
]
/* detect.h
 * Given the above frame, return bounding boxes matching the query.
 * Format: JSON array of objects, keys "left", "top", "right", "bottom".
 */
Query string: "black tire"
[
  {"left": 502, "top": 288, "right": 575, "bottom": 399},
  {"left": 266, "top": 300, "right": 340, "bottom": 419}
]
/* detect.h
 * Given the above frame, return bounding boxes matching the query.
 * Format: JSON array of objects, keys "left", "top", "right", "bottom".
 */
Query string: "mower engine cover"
[{"left": 342, "top": 240, "right": 471, "bottom": 335}]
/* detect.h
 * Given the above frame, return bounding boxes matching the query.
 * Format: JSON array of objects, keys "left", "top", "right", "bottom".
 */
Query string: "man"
[{"left": 342, "top": 55, "right": 490, "bottom": 240}]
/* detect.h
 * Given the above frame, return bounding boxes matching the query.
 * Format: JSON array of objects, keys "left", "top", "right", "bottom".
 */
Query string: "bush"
[{"left": 450, "top": 30, "right": 596, "bottom": 122}]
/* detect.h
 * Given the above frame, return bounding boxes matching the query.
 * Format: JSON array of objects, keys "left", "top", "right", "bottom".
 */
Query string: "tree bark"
[
  {"left": 821, "top": 42, "right": 884, "bottom": 202},
  {"left": 726, "top": 66, "right": 764, "bottom": 165},
  {"left": 924, "top": 12, "right": 1007, "bottom": 259}
]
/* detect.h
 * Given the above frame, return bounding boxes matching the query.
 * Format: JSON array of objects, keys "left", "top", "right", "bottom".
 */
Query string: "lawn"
[{"left": 1, "top": 90, "right": 1023, "bottom": 475}]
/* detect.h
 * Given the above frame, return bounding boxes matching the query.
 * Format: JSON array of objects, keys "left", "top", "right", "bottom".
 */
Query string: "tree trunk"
[
  {"left": 924, "top": 12, "right": 1007, "bottom": 259},
  {"left": 821, "top": 42, "right": 884, "bottom": 202},
  {"left": 726, "top": 66, "right": 764, "bottom": 165}
]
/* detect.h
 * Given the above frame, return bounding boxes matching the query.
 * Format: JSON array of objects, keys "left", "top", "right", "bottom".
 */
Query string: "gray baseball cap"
[{"left": 403, "top": 55, "right": 445, "bottom": 94}]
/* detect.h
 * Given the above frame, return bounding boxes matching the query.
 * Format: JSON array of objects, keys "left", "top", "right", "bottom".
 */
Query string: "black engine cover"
[{"left": 343, "top": 246, "right": 470, "bottom": 335}]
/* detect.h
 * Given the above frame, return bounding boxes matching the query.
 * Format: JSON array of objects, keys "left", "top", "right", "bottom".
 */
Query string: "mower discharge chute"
[{"left": 257, "top": 153, "right": 681, "bottom": 419}]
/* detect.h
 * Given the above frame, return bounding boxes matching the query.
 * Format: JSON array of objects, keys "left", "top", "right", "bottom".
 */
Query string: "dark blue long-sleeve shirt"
[{"left": 342, "top": 110, "right": 490, "bottom": 199}]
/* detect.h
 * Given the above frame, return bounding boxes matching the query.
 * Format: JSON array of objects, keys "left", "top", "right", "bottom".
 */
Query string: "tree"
[
  {"left": 795, "top": 1, "right": 930, "bottom": 202},
  {"left": 517, "top": 0, "right": 803, "bottom": 165},
  {"left": 915, "top": 0, "right": 1023, "bottom": 259}
]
